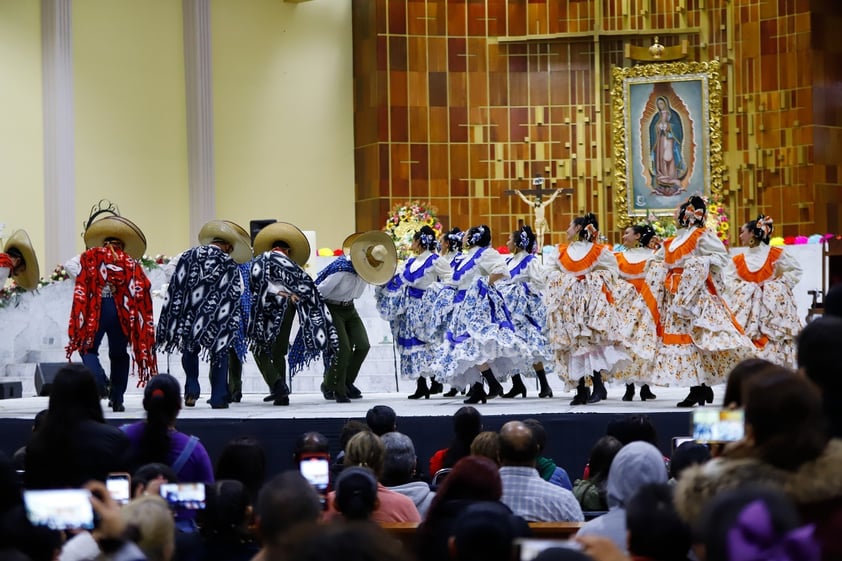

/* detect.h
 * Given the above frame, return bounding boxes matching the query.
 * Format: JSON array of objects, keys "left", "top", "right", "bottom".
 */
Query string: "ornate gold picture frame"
[{"left": 612, "top": 61, "right": 723, "bottom": 226}]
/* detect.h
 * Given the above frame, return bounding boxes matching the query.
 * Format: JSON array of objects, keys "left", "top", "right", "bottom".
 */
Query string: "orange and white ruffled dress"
[
  {"left": 651, "top": 227, "right": 753, "bottom": 386},
  {"left": 726, "top": 244, "right": 803, "bottom": 368},
  {"left": 612, "top": 248, "right": 667, "bottom": 384},
  {"left": 544, "top": 241, "right": 631, "bottom": 389}
]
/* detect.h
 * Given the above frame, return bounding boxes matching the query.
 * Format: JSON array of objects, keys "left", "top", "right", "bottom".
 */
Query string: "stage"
[{"left": 0, "top": 383, "right": 700, "bottom": 481}]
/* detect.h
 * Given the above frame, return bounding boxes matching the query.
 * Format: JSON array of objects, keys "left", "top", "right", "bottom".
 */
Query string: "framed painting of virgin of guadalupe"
[{"left": 611, "top": 61, "right": 724, "bottom": 226}]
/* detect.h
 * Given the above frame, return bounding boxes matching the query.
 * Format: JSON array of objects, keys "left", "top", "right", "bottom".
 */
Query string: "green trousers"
[
  {"left": 323, "top": 302, "right": 370, "bottom": 397},
  {"left": 253, "top": 305, "right": 296, "bottom": 391}
]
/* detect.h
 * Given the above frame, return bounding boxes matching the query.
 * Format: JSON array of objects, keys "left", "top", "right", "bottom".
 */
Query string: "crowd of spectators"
[{"left": 2, "top": 310, "right": 842, "bottom": 561}]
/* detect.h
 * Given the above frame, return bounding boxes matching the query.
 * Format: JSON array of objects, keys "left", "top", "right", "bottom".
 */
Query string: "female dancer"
[
  {"left": 727, "top": 215, "right": 802, "bottom": 368},
  {"left": 498, "top": 225, "right": 554, "bottom": 398},
  {"left": 545, "top": 213, "right": 630, "bottom": 405},
  {"left": 432, "top": 225, "right": 526, "bottom": 404},
  {"left": 651, "top": 196, "right": 753, "bottom": 407},
  {"left": 375, "top": 226, "right": 452, "bottom": 399},
  {"left": 614, "top": 224, "right": 663, "bottom": 401}
]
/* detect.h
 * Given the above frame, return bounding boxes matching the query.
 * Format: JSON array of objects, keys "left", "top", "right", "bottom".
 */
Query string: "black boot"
[
  {"left": 463, "top": 382, "right": 487, "bottom": 404},
  {"left": 622, "top": 383, "right": 635, "bottom": 402},
  {"left": 700, "top": 384, "right": 714, "bottom": 404},
  {"left": 320, "top": 382, "right": 335, "bottom": 401},
  {"left": 408, "top": 377, "right": 430, "bottom": 400},
  {"left": 677, "top": 386, "right": 704, "bottom": 407},
  {"left": 570, "top": 377, "right": 590, "bottom": 405},
  {"left": 443, "top": 387, "right": 459, "bottom": 397},
  {"left": 481, "top": 369, "right": 504, "bottom": 398},
  {"left": 536, "top": 368, "right": 553, "bottom": 398},
  {"left": 640, "top": 384, "right": 657, "bottom": 401},
  {"left": 588, "top": 372, "right": 608, "bottom": 404},
  {"left": 502, "top": 374, "right": 527, "bottom": 398},
  {"left": 273, "top": 380, "right": 290, "bottom": 406},
  {"left": 429, "top": 380, "right": 444, "bottom": 395}
]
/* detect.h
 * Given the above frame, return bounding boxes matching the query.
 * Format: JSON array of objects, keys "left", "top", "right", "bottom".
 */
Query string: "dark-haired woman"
[
  {"left": 498, "top": 225, "right": 554, "bottom": 398},
  {"left": 375, "top": 226, "right": 452, "bottom": 399},
  {"left": 432, "top": 225, "right": 527, "bottom": 404},
  {"left": 122, "top": 373, "right": 215, "bottom": 483},
  {"left": 652, "top": 196, "right": 752, "bottom": 407},
  {"left": 545, "top": 213, "right": 630, "bottom": 405},
  {"left": 613, "top": 224, "right": 664, "bottom": 401},
  {"left": 726, "top": 215, "right": 802, "bottom": 368}
]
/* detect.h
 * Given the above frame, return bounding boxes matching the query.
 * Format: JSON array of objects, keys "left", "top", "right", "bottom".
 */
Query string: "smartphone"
[
  {"left": 159, "top": 482, "right": 206, "bottom": 510},
  {"left": 692, "top": 408, "right": 745, "bottom": 443},
  {"left": 23, "top": 488, "right": 95, "bottom": 531},
  {"left": 515, "top": 538, "right": 583, "bottom": 561},
  {"left": 106, "top": 472, "right": 131, "bottom": 505},
  {"left": 299, "top": 457, "right": 330, "bottom": 493}
]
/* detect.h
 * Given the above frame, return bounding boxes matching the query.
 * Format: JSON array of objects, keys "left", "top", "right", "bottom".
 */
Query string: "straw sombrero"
[
  {"left": 253, "top": 222, "right": 311, "bottom": 267},
  {"left": 3, "top": 229, "right": 40, "bottom": 291},
  {"left": 343, "top": 231, "right": 397, "bottom": 286},
  {"left": 198, "top": 220, "right": 253, "bottom": 264},
  {"left": 84, "top": 215, "right": 148, "bottom": 260}
]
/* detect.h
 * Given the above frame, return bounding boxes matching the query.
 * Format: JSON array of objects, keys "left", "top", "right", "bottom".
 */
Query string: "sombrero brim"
[
  {"left": 253, "top": 222, "right": 311, "bottom": 266},
  {"left": 198, "top": 220, "right": 253, "bottom": 264},
  {"left": 84, "top": 216, "right": 147, "bottom": 260},
  {"left": 4, "top": 229, "right": 40, "bottom": 290},
  {"left": 348, "top": 231, "right": 397, "bottom": 286}
]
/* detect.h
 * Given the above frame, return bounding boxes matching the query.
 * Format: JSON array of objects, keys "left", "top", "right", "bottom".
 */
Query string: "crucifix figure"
[{"left": 506, "top": 176, "right": 570, "bottom": 248}]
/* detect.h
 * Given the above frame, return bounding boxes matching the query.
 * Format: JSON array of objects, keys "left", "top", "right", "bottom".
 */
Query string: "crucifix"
[{"left": 505, "top": 176, "right": 572, "bottom": 249}]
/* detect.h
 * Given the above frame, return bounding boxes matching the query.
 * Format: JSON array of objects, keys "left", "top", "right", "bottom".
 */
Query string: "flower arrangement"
[
  {"left": 705, "top": 193, "right": 730, "bottom": 246},
  {"left": 645, "top": 212, "right": 678, "bottom": 241},
  {"left": 383, "top": 200, "right": 443, "bottom": 260}
]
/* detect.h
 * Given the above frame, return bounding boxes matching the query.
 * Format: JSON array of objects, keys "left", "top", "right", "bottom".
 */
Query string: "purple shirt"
[{"left": 122, "top": 421, "right": 215, "bottom": 483}]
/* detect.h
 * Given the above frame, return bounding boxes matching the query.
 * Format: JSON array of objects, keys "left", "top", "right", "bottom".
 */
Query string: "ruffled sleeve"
[
  {"left": 776, "top": 248, "right": 803, "bottom": 288},
  {"left": 594, "top": 245, "right": 620, "bottom": 277},
  {"left": 478, "top": 247, "right": 509, "bottom": 277},
  {"left": 696, "top": 230, "right": 730, "bottom": 272}
]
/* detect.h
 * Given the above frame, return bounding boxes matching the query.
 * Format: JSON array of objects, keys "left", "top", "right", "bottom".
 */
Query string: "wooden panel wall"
[{"left": 352, "top": 0, "right": 842, "bottom": 245}]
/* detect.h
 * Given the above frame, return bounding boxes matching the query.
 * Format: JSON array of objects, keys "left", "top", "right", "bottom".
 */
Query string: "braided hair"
[
  {"left": 443, "top": 227, "right": 464, "bottom": 253},
  {"left": 573, "top": 213, "right": 599, "bottom": 242},
  {"left": 413, "top": 225, "right": 439, "bottom": 251},
  {"left": 511, "top": 225, "right": 537, "bottom": 253},
  {"left": 465, "top": 225, "right": 492, "bottom": 248},
  {"left": 744, "top": 215, "right": 774, "bottom": 245},
  {"left": 677, "top": 196, "right": 707, "bottom": 228}
]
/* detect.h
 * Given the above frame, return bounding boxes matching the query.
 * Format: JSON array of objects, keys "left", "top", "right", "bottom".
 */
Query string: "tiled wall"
[{"left": 353, "top": 0, "right": 842, "bottom": 244}]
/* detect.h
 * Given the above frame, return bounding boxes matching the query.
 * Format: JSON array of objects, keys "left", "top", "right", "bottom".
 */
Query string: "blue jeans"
[
  {"left": 80, "top": 297, "right": 129, "bottom": 405},
  {"left": 181, "top": 350, "right": 229, "bottom": 407}
]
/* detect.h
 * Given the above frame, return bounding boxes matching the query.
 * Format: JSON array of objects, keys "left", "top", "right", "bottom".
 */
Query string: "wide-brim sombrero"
[
  {"left": 253, "top": 222, "right": 311, "bottom": 267},
  {"left": 198, "top": 220, "right": 253, "bottom": 264},
  {"left": 3, "top": 229, "right": 40, "bottom": 291},
  {"left": 344, "top": 231, "right": 397, "bottom": 286},
  {"left": 84, "top": 215, "right": 147, "bottom": 260}
]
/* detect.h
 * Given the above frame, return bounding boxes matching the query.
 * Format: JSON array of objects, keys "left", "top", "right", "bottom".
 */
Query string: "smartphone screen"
[
  {"left": 299, "top": 457, "right": 330, "bottom": 492},
  {"left": 23, "top": 489, "right": 95, "bottom": 531},
  {"left": 692, "top": 409, "right": 745, "bottom": 443},
  {"left": 159, "top": 482, "right": 206, "bottom": 510},
  {"left": 106, "top": 473, "right": 131, "bottom": 505}
]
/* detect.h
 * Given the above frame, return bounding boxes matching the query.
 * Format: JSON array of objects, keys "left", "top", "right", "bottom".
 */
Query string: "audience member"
[
  {"left": 285, "top": 521, "right": 412, "bottom": 561},
  {"left": 333, "top": 467, "right": 379, "bottom": 522},
  {"left": 121, "top": 494, "right": 176, "bottom": 561},
  {"left": 721, "top": 358, "right": 777, "bottom": 408},
  {"left": 131, "top": 463, "right": 178, "bottom": 498},
  {"left": 694, "top": 486, "right": 819, "bottom": 561},
  {"left": 331, "top": 420, "right": 370, "bottom": 480},
  {"left": 605, "top": 414, "right": 659, "bottom": 446},
  {"left": 523, "top": 418, "right": 573, "bottom": 491},
  {"left": 498, "top": 421, "right": 583, "bottom": 522},
  {"left": 12, "top": 409, "right": 47, "bottom": 471},
  {"left": 381, "top": 432, "right": 435, "bottom": 517},
  {"left": 365, "top": 405, "right": 397, "bottom": 436},
  {"left": 326, "top": 431, "right": 420, "bottom": 523},
  {"left": 669, "top": 442, "right": 710, "bottom": 483},
  {"left": 415, "top": 456, "right": 506, "bottom": 561},
  {"left": 196, "top": 479, "right": 258, "bottom": 561},
  {"left": 429, "top": 406, "right": 482, "bottom": 476},
  {"left": 215, "top": 437, "right": 267, "bottom": 502},
  {"left": 625, "top": 483, "right": 691, "bottom": 561},
  {"left": 674, "top": 370, "right": 842, "bottom": 560},
  {"left": 449, "top": 501, "right": 530, "bottom": 561},
  {"left": 122, "top": 373, "right": 214, "bottom": 483},
  {"left": 470, "top": 431, "right": 501, "bottom": 466},
  {"left": 253, "top": 471, "right": 322, "bottom": 561},
  {"left": 573, "top": 436, "right": 623, "bottom": 512},
  {"left": 24, "top": 364, "right": 130, "bottom": 489},
  {"left": 824, "top": 283, "right": 842, "bottom": 318},
  {"left": 532, "top": 548, "right": 593, "bottom": 561},
  {"left": 576, "top": 441, "right": 669, "bottom": 550},
  {"left": 797, "top": 316, "right": 842, "bottom": 438}
]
